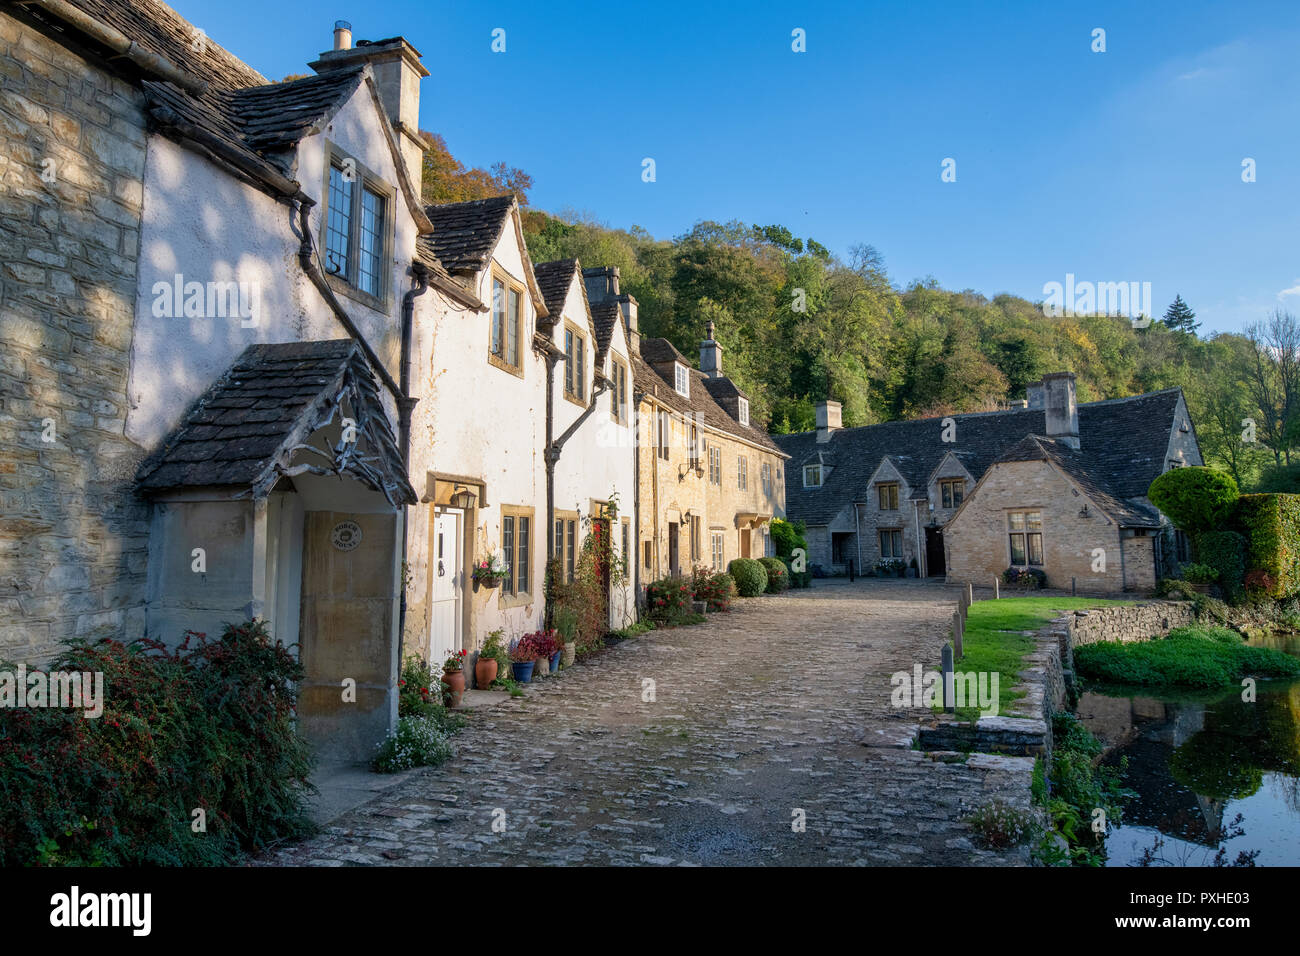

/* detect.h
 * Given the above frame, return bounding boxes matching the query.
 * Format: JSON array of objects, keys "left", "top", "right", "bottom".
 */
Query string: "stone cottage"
[
  {"left": 533, "top": 259, "right": 638, "bottom": 631},
  {"left": 631, "top": 315, "right": 789, "bottom": 582},
  {"left": 775, "top": 372, "right": 1203, "bottom": 592}
]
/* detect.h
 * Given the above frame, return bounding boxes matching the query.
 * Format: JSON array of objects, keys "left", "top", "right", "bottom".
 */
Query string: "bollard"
[
  {"left": 941, "top": 643, "right": 955, "bottom": 712},
  {"left": 966, "top": 581, "right": 974, "bottom": 608},
  {"left": 1071, "top": 576, "right": 1076, "bottom": 597},
  {"left": 848, "top": 558, "right": 855, "bottom": 583},
  {"left": 952, "top": 610, "right": 964, "bottom": 658},
  {"left": 993, "top": 576, "right": 999, "bottom": 600}
]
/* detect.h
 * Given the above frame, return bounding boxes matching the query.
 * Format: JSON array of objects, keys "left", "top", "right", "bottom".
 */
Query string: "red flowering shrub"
[
  {"left": 0, "top": 621, "right": 314, "bottom": 866},
  {"left": 646, "top": 575, "right": 693, "bottom": 622},
  {"left": 691, "top": 566, "right": 734, "bottom": 612}
]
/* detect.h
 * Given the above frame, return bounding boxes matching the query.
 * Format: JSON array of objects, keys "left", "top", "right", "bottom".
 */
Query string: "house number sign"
[{"left": 331, "top": 520, "right": 363, "bottom": 552}]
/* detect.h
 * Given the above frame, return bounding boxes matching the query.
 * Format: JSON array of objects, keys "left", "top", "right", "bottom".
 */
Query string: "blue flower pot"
[
  {"left": 511, "top": 660, "right": 535, "bottom": 683},
  {"left": 550, "top": 650, "right": 562, "bottom": 671}
]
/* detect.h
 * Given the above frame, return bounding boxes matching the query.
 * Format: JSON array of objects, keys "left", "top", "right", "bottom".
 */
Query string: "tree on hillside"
[
  {"left": 1245, "top": 309, "right": 1300, "bottom": 466},
  {"left": 419, "top": 131, "right": 533, "bottom": 206},
  {"left": 1162, "top": 294, "right": 1200, "bottom": 334}
]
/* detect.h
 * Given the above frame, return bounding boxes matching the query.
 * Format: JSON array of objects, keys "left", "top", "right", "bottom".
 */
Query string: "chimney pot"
[
  {"left": 1041, "top": 371, "right": 1079, "bottom": 449},
  {"left": 333, "top": 20, "right": 352, "bottom": 50},
  {"left": 700, "top": 321, "right": 722, "bottom": 378}
]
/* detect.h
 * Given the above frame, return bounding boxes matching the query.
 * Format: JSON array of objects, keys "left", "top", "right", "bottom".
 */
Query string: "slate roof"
[
  {"left": 136, "top": 340, "right": 416, "bottom": 506},
  {"left": 634, "top": 339, "right": 785, "bottom": 455},
  {"left": 141, "top": 67, "right": 367, "bottom": 179},
  {"left": 993, "top": 436, "right": 1162, "bottom": 527},
  {"left": 533, "top": 259, "right": 579, "bottom": 318},
  {"left": 50, "top": 0, "right": 267, "bottom": 91},
  {"left": 774, "top": 388, "right": 1186, "bottom": 526},
  {"left": 590, "top": 302, "right": 622, "bottom": 360},
  {"left": 417, "top": 196, "right": 515, "bottom": 275}
]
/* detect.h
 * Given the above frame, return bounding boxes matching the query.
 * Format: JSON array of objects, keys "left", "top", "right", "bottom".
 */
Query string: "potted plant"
[
  {"left": 906, "top": 558, "right": 918, "bottom": 579},
  {"left": 554, "top": 606, "right": 579, "bottom": 667},
  {"left": 509, "top": 638, "right": 538, "bottom": 683},
  {"left": 477, "top": 628, "right": 506, "bottom": 688},
  {"left": 442, "top": 648, "right": 467, "bottom": 707},
  {"left": 472, "top": 551, "right": 509, "bottom": 590}
]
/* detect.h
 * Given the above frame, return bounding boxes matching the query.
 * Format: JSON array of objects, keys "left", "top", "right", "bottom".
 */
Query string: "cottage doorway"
[
  {"left": 668, "top": 521, "right": 680, "bottom": 575},
  {"left": 925, "top": 527, "right": 946, "bottom": 577},
  {"left": 429, "top": 508, "right": 463, "bottom": 662},
  {"left": 740, "top": 528, "right": 752, "bottom": 558},
  {"left": 592, "top": 517, "right": 612, "bottom": 627}
]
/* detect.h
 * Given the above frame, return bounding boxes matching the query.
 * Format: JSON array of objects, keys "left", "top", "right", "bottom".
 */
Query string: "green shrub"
[
  {"left": 1147, "top": 466, "right": 1239, "bottom": 535},
  {"left": 1180, "top": 563, "right": 1219, "bottom": 585},
  {"left": 646, "top": 575, "right": 694, "bottom": 621},
  {"left": 373, "top": 715, "right": 454, "bottom": 773},
  {"left": 1196, "top": 530, "right": 1246, "bottom": 603},
  {"left": 758, "top": 557, "right": 789, "bottom": 592},
  {"left": 770, "top": 518, "right": 807, "bottom": 559},
  {"left": 727, "top": 558, "right": 768, "bottom": 597},
  {"left": 1235, "top": 493, "right": 1300, "bottom": 599},
  {"left": 1074, "top": 625, "right": 1300, "bottom": 688},
  {"left": 784, "top": 559, "right": 812, "bottom": 589},
  {"left": 0, "top": 621, "right": 314, "bottom": 866},
  {"left": 965, "top": 800, "right": 1037, "bottom": 849},
  {"left": 1155, "top": 578, "right": 1197, "bottom": 601}
]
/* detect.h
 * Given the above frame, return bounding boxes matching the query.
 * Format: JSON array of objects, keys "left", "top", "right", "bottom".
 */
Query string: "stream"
[{"left": 1075, "top": 632, "right": 1300, "bottom": 866}]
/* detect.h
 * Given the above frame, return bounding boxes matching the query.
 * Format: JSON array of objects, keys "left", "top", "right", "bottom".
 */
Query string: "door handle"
[{"left": 437, "top": 560, "right": 445, "bottom": 577}]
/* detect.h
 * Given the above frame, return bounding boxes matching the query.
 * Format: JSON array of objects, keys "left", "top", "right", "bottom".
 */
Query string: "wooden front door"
[
  {"left": 668, "top": 521, "right": 679, "bottom": 576},
  {"left": 740, "top": 528, "right": 751, "bottom": 558},
  {"left": 925, "top": 526, "right": 946, "bottom": 577}
]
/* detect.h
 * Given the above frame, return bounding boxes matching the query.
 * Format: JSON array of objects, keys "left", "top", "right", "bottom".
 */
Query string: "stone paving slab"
[{"left": 259, "top": 581, "right": 1031, "bottom": 866}]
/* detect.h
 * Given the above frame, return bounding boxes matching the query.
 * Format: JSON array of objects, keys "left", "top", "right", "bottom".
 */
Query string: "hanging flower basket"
[{"left": 472, "top": 553, "right": 509, "bottom": 589}]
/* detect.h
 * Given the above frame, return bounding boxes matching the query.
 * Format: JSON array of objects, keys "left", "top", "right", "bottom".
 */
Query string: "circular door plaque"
[{"left": 331, "top": 520, "right": 363, "bottom": 552}]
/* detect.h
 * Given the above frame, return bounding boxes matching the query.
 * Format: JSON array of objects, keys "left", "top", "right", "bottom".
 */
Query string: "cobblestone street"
[{"left": 261, "top": 580, "right": 1032, "bottom": 866}]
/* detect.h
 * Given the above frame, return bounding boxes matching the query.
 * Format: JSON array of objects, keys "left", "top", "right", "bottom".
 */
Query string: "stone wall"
[
  {"left": 0, "top": 12, "right": 150, "bottom": 662},
  {"left": 1062, "top": 600, "right": 1195, "bottom": 649}
]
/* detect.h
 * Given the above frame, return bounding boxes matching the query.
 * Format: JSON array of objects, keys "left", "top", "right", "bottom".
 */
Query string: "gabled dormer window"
[
  {"left": 674, "top": 363, "right": 689, "bottom": 397},
  {"left": 803, "top": 464, "right": 823, "bottom": 488},
  {"left": 564, "top": 323, "right": 587, "bottom": 403},
  {"left": 738, "top": 398, "right": 749, "bottom": 426}
]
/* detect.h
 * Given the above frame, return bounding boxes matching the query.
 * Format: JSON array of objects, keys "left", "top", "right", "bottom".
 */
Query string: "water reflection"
[{"left": 1076, "top": 679, "right": 1300, "bottom": 866}]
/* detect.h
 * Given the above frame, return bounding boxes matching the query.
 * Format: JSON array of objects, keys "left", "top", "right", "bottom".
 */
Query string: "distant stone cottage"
[{"left": 775, "top": 372, "right": 1203, "bottom": 593}]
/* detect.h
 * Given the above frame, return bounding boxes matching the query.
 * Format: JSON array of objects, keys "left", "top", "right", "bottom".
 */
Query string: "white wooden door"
[{"left": 429, "top": 509, "right": 462, "bottom": 661}]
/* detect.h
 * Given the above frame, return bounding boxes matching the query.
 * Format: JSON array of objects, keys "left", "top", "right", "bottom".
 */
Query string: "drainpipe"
[
  {"left": 854, "top": 501, "right": 863, "bottom": 576},
  {"left": 1118, "top": 525, "right": 1127, "bottom": 593},
  {"left": 542, "top": 344, "right": 561, "bottom": 626},
  {"left": 295, "top": 199, "right": 404, "bottom": 403},
  {"left": 395, "top": 263, "right": 430, "bottom": 666},
  {"left": 632, "top": 394, "right": 641, "bottom": 615},
  {"left": 914, "top": 502, "right": 923, "bottom": 577}
]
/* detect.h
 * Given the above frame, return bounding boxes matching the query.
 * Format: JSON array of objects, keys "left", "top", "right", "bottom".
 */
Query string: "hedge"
[
  {"left": 1195, "top": 529, "right": 1246, "bottom": 604},
  {"left": 1235, "top": 493, "right": 1300, "bottom": 599},
  {"left": 1147, "top": 466, "right": 1239, "bottom": 535},
  {"left": 728, "top": 558, "right": 768, "bottom": 597}
]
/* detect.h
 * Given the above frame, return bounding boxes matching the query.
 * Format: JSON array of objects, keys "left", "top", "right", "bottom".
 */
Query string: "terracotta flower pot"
[
  {"left": 562, "top": 642, "right": 576, "bottom": 668},
  {"left": 442, "top": 668, "right": 465, "bottom": 707},
  {"left": 475, "top": 656, "right": 498, "bottom": 689}
]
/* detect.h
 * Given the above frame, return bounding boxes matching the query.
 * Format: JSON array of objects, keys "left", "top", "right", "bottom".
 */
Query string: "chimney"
[
  {"left": 333, "top": 20, "right": 352, "bottom": 50},
  {"left": 1041, "top": 371, "right": 1079, "bottom": 449},
  {"left": 584, "top": 266, "right": 639, "bottom": 353},
  {"left": 310, "top": 30, "right": 429, "bottom": 188},
  {"left": 700, "top": 320, "right": 722, "bottom": 378},
  {"left": 816, "top": 400, "right": 842, "bottom": 443},
  {"left": 582, "top": 265, "right": 620, "bottom": 302},
  {"left": 1026, "top": 380, "right": 1046, "bottom": 409}
]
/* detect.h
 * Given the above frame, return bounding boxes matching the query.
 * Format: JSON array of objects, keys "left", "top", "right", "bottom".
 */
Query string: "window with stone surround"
[
  {"left": 1008, "top": 510, "right": 1044, "bottom": 566},
  {"left": 803, "top": 463, "right": 822, "bottom": 488},
  {"left": 709, "top": 443, "right": 722, "bottom": 484},
  {"left": 761, "top": 462, "right": 772, "bottom": 497},
  {"left": 322, "top": 148, "right": 393, "bottom": 308},
  {"left": 490, "top": 268, "right": 525, "bottom": 375},
  {"left": 879, "top": 529, "right": 903, "bottom": 559},
  {"left": 738, "top": 398, "right": 749, "bottom": 426},
  {"left": 674, "top": 362, "right": 690, "bottom": 397},
  {"left": 710, "top": 531, "right": 725, "bottom": 571},
  {"left": 940, "top": 478, "right": 964, "bottom": 509},
  {"left": 564, "top": 323, "right": 587, "bottom": 402},
  {"left": 878, "top": 482, "right": 899, "bottom": 510},
  {"left": 500, "top": 506, "right": 534, "bottom": 601},
  {"left": 737, "top": 455, "right": 748, "bottom": 490}
]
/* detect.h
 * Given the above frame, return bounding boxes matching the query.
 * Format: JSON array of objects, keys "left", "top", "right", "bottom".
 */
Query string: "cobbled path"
[{"left": 260, "top": 580, "right": 1032, "bottom": 866}]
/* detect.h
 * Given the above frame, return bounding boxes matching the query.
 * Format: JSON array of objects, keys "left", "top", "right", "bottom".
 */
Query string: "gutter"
[{"left": 19, "top": 0, "right": 208, "bottom": 95}]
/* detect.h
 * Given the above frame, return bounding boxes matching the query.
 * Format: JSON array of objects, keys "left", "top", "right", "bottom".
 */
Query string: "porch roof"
[{"left": 136, "top": 339, "right": 417, "bottom": 506}]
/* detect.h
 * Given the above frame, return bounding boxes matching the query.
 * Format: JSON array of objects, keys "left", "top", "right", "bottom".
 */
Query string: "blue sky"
[{"left": 173, "top": 0, "right": 1300, "bottom": 335}]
